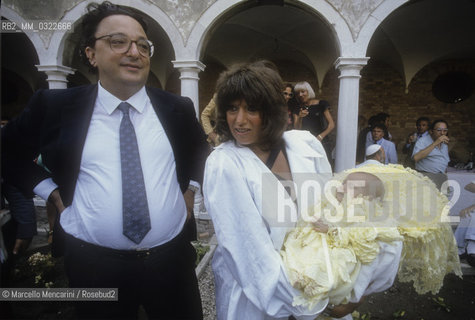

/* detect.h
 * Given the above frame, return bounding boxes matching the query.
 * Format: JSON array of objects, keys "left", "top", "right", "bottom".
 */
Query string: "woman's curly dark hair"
[
  {"left": 214, "top": 60, "right": 288, "bottom": 150},
  {"left": 79, "top": 1, "right": 148, "bottom": 74}
]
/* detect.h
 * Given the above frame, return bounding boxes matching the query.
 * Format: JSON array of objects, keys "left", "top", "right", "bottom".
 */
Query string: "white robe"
[{"left": 204, "top": 130, "right": 332, "bottom": 320}]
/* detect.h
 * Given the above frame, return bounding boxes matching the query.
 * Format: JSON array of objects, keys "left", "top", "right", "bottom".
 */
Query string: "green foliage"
[
  {"left": 192, "top": 241, "right": 210, "bottom": 266},
  {"left": 431, "top": 296, "right": 451, "bottom": 313},
  {"left": 27, "top": 252, "right": 56, "bottom": 287},
  {"left": 392, "top": 309, "right": 406, "bottom": 318},
  {"left": 352, "top": 310, "right": 371, "bottom": 319}
]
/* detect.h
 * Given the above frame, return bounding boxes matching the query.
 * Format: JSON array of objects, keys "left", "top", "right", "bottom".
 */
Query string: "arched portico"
[{"left": 1, "top": 6, "right": 46, "bottom": 63}]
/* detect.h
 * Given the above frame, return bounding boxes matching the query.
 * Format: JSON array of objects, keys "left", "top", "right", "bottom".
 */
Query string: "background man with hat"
[
  {"left": 357, "top": 144, "right": 386, "bottom": 167},
  {"left": 365, "top": 123, "right": 397, "bottom": 164}
]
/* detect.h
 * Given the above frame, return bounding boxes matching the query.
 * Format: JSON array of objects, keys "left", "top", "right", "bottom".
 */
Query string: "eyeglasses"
[
  {"left": 283, "top": 92, "right": 293, "bottom": 97},
  {"left": 94, "top": 33, "right": 154, "bottom": 57},
  {"left": 435, "top": 128, "right": 448, "bottom": 133}
]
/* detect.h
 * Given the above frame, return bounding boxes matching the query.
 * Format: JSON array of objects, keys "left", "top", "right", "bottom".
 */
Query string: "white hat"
[{"left": 366, "top": 144, "right": 382, "bottom": 157}]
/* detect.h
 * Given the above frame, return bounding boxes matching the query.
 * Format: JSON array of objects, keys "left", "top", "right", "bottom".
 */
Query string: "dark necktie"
[{"left": 118, "top": 102, "right": 151, "bottom": 244}]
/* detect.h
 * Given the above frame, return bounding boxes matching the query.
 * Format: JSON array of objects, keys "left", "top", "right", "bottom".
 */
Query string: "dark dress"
[
  {"left": 294, "top": 100, "right": 332, "bottom": 158},
  {"left": 301, "top": 101, "right": 329, "bottom": 135}
]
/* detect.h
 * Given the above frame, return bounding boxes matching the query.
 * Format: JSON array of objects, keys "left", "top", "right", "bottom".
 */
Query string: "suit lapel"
[
  {"left": 146, "top": 87, "right": 183, "bottom": 155},
  {"left": 146, "top": 87, "right": 179, "bottom": 138},
  {"left": 57, "top": 85, "right": 97, "bottom": 199},
  {"left": 59, "top": 85, "right": 97, "bottom": 156},
  {"left": 147, "top": 87, "right": 192, "bottom": 192}
]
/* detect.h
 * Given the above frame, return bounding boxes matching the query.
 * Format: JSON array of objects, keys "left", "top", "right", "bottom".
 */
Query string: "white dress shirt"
[
  {"left": 412, "top": 134, "right": 449, "bottom": 173},
  {"left": 34, "top": 83, "right": 186, "bottom": 249},
  {"left": 356, "top": 159, "right": 384, "bottom": 168}
]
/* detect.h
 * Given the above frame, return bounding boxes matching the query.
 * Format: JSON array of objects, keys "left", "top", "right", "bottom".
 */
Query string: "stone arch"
[
  {"left": 1, "top": 6, "right": 47, "bottom": 61},
  {"left": 53, "top": 0, "right": 185, "bottom": 67},
  {"left": 296, "top": 0, "right": 353, "bottom": 57},
  {"left": 356, "top": 0, "right": 409, "bottom": 57},
  {"left": 186, "top": 0, "right": 353, "bottom": 61}
]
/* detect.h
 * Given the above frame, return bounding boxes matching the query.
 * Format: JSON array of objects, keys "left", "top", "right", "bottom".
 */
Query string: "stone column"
[
  {"left": 172, "top": 60, "right": 205, "bottom": 117},
  {"left": 36, "top": 65, "right": 75, "bottom": 89},
  {"left": 334, "top": 57, "right": 369, "bottom": 172}
]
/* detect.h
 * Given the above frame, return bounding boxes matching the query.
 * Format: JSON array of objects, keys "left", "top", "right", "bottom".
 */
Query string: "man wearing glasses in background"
[
  {"left": 412, "top": 119, "right": 450, "bottom": 189},
  {"left": 1, "top": 1, "right": 207, "bottom": 319}
]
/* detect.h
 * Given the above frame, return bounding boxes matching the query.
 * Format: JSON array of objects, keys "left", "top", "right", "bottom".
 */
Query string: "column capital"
[
  {"left": 172, "top": 60, "right": 205, "bottom": 118},
  {"left": 35, "top": 65, "right": 76, "bottom": 89},
  {"left": 334, "top": 57, "right": 370, "bottom": 68},
  {"left": 172, "top": 60, "right": 206, "bottom": 71},
  {"left": 172, "top": 60, "right": 206, "bottom": 81},
  {"left": 334, "top": 57, "right": 369, "bottom": 78}
]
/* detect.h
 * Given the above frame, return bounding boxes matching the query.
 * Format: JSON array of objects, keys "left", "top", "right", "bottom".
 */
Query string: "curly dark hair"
[
  {"left": 79, "top": 1, "right": 148, "bottom": 73},
  {"left": 416, "top": 116, "right": 430, "bottom": 126},
  {"left": 214, "top": 60, "right": 288, "bottom": 150}
]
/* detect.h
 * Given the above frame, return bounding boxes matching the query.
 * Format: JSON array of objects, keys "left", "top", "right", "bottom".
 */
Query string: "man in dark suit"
[{"left": 1, "top": 2, "right": 208, "bottom": 319}]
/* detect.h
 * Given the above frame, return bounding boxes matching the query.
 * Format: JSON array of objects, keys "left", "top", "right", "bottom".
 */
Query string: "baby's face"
[
  {"left": 335, "top": 172, "right": 385, "bottom": 202},
  {"left": 336, "top": 182, "right": 370, "bottom": 202}
]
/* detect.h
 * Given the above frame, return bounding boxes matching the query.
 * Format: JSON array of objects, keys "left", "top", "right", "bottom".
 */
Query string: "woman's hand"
[
  {"left": 298, "top": 108, "right": 309, "bottom": 118},
  {"left": 312, "top": 219, "right": 329, "bottom": 233},
  {"left": 328, "top": 297, "right": 365, "bottom": 318}
]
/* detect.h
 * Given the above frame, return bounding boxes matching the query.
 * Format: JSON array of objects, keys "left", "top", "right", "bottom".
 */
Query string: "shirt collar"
[
  {"left": 97, "top": 81, "right": 148, "bottom": 115},
  {"left": 419, "top": 131, "right": 429, "bottom": 138},
  {"left": 365, "top": 159, "right": 383, "bottom": 165}
]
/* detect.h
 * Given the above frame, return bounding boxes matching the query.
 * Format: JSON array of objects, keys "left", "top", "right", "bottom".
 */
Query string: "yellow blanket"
[{"left": 281, "top": 164, "right": 462, "bottom": 309}]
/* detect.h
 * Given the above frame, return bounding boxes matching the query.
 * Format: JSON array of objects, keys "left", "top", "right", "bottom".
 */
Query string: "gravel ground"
[
  {"left": 197, "top": 265, "right": 475, "bottom": 320},
  {"left": 198, "top": 263, "right": 217, "bottom": 320}
]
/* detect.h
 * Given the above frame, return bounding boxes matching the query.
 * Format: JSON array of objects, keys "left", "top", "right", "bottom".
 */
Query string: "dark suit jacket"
[{"left": 2, "top": 84, "right": 209, "bottom": 211}]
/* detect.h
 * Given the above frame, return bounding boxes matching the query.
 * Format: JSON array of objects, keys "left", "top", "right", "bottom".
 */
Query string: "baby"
[{"left": 281, "top": 165, "right": 462, "bottom": 314}]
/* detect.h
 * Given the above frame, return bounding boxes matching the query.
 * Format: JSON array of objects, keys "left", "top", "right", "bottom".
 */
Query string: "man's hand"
[
  {"left": 434, "top": 135, "right": 449, "bottom": 147},
  {"left": 183, "top": 189, "right": 195, "bottom": 220},
  {"left": 13, "top": 238, "right": 32, "bottom": 255},
  {"left": 464, "top": 182, "right": 475, "bottom": 193},
  {"left": 460, "top": 204, "right": 475, "bottom": 218},
  {"left": 48, "top": 189, "right": 65, "bottom": 215}
]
